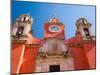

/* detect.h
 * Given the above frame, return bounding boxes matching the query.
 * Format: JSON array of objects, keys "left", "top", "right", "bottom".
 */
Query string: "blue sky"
[{"left": 12, "top": 1, "right": 96, "bottom": 39}]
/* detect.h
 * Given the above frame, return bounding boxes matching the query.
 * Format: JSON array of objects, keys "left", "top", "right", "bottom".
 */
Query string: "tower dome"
[{"left": 17, "top": 14, "right": 33, "bottom": 25}]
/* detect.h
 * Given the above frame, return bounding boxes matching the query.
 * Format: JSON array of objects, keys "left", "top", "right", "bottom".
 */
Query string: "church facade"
[{"left": 12, "top": 14, "right": 96, "bottom": 74}]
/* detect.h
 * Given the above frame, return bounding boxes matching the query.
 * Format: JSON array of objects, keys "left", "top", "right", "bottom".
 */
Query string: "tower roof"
[
  {"left": 17, "top": 14, "right": 33, "bottom": 25},
  {"left": 76, "top": 18, "right": 91, "bottom": 27}
]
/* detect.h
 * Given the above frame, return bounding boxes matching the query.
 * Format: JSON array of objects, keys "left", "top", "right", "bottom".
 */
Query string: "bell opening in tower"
[
  {"left": 16, "top": 26, "right": 24, "bottom": 38},
  {"left": 84, "top": 28, "right": 90, "bottom": 36},
  {"left": 49, "top": 65, "right": 60, "bottom": 72}
]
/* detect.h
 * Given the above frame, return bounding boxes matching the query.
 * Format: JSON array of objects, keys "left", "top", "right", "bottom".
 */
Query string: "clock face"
[{"left": 49, "top": 25, "right": 60, "bottom": 32}]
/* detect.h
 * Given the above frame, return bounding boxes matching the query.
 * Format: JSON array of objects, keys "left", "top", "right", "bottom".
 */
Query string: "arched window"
[
  {"left": 84, "top": 28, "right": 90, "bottom": 36},
  {"left": 16, "top": 26, "right": 24, "bottom": 38}
]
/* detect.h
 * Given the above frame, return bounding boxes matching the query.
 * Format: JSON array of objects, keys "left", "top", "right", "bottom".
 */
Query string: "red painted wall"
[
  {"left": 19, "top": 46, "right": 39, "bottom": 73},
  {"left": 70, "top": 47, "right": 90, "bottom": 70},
  {"left": 66, "top": 37, "right": 96, "bottom": 70},
  {"left": 83, "top": 41, "right": 96, "bottom": 69},
  {"left": 12, "top": 43, "right": 24, "bottom": 74},
  {"left": 12, "top": 43, "right": 39, "bottom": 74}
]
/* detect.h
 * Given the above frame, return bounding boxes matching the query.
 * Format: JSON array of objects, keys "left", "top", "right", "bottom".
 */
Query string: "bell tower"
[
  {"left": 12, "top": 14, "right": 33, "bottom": 40},
  {"left": 76, "top": 18, "right": 93, "bottom": 40}
]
